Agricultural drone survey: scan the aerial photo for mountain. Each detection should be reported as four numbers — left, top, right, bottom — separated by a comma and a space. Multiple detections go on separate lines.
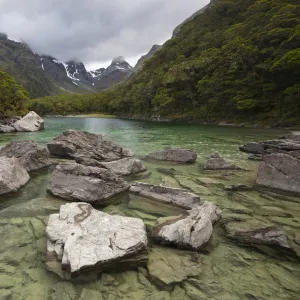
98, 0, 300, 126
133, 45, 162, 73
93, 57, 133, 90
0, 35, 133, 97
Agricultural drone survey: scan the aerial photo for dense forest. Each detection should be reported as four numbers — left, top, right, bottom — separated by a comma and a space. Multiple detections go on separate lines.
31, 0, 300, 125
0, 71, 29, 117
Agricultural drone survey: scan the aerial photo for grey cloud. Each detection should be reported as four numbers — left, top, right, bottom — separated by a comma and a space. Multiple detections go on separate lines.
0, 0, 209, 66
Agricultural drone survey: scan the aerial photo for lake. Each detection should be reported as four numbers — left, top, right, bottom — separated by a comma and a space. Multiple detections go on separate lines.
0, 117, 299, 300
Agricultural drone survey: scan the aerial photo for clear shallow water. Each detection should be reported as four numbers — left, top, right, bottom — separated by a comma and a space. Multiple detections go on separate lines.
0, 117, 299, 300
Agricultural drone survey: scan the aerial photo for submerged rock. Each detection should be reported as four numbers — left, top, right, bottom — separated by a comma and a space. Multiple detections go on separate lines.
223, 220, 296, 257
80, 157, 146, 176
0, 157, 30, 195
148, 247, 202, 285
13, 111, 44, 132
47, 163, 130, 204
152, 201, 221, 251
0, 198, 63, 218
0, 140, 51, 172
129, 182, 201, 209
203, 152, 241, 170
46, 202, 148, 275
256, 153, 300, 195
47, 130, 133, 162
146, 148, 197, 163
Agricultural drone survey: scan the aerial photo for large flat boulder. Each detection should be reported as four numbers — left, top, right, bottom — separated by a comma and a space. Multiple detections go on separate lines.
146, 148, 197, 163
47, 130, 133, 162
0, 141, 51, 172
46, 202, 148, 275
203, 152, 241, 170
13, 111, 44, 132
77, 157, 146, 176
256, 153, 300, 195
47, 163, 130, 204
129, 182, 201, 209
152, 201, 221, 251
0, 157, 30, 195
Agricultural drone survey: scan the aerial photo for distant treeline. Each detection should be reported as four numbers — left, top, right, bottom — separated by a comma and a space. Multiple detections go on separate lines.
31, 0, 300, 125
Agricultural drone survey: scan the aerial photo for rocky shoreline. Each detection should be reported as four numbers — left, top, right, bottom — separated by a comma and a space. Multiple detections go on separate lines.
0, 111, 44, 133
0, 127, 299, 299
116, 113, 298, 129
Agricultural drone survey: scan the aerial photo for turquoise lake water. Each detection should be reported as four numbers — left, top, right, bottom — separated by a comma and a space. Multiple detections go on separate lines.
0, 117, 299, 300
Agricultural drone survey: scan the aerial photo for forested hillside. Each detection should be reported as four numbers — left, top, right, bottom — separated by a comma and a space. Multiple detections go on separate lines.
0, 34, 59, 97
31, 0, 300, 125
0, 71, 29, 117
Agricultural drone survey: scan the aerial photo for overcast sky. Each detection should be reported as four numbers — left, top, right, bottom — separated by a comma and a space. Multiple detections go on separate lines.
0, 0, 209, 69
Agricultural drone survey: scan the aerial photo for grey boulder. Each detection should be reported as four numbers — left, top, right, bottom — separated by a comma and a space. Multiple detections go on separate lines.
240, 138, 300, 155
0, 125, 16, 133
46, 202, 148, 275
13, 111, 44, 132
239, 142, 264, 154
146, 148, 197, 163
0, 140, 51, 171
47, 130, 133, 162
129, 182, 201, 209
152, 201, 221, 251
77, 157, 146, 176
0, 157, 30, 195
99, 158, 146, 176
256, 153, 300, 195
203, 152, 241, 170
47, 163, 130, 204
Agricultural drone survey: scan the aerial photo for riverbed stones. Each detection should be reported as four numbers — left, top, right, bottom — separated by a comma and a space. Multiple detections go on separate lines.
256, 153, 300, 195
129, 182, 202, 209
146, 148, 197, 163
203, 152, 241, 170
13, 111, 44, 132
46, 202, 148, 275
47, 163, 130, 204
47, 130, 133, 162
0, 198, 64, 218
0, 157, 30, 195
152, 201, 221, 251
148, 247, 202, 285
0, 140, 51, 172
223, 220, 294, 255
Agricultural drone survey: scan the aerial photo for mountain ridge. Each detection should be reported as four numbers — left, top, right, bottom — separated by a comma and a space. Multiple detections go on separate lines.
0, 34, 133, 97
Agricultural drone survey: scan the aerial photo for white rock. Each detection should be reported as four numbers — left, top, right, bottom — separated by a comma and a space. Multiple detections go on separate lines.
46, 202, 148, 275
13, 111, 44, 132
153, 201, 221, 251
